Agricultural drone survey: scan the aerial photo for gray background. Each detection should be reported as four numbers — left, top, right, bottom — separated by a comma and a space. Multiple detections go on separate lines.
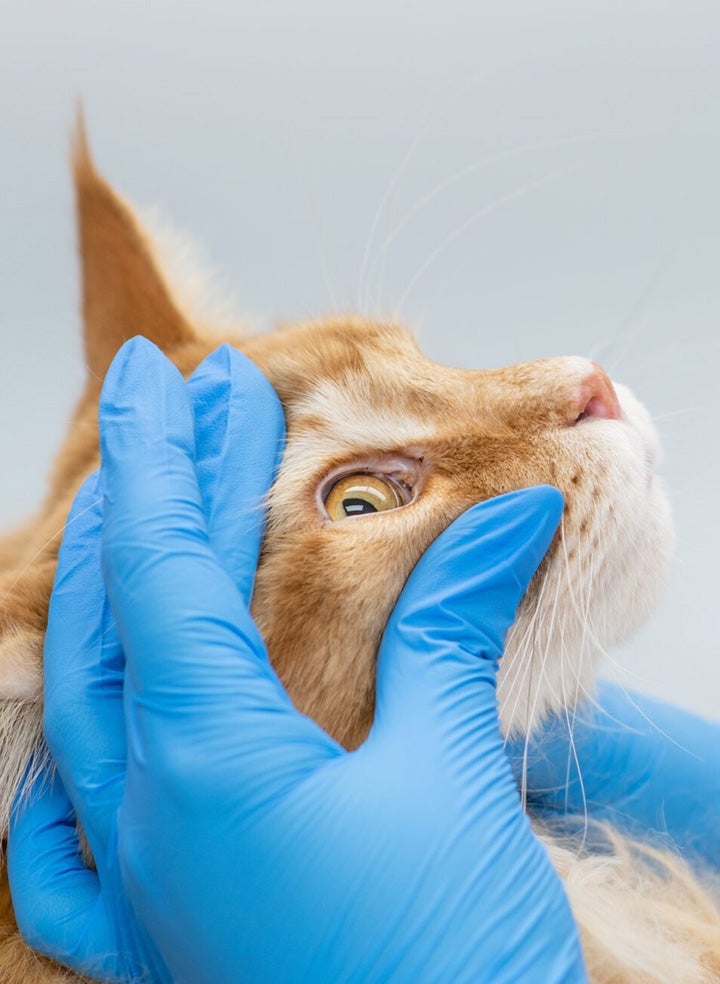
1, 0, 718, 716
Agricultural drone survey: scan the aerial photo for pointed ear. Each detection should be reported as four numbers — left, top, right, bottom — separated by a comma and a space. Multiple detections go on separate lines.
72, 114, 197, 379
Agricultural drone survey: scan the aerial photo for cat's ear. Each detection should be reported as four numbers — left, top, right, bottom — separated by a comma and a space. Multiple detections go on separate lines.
72, 113, 197, 379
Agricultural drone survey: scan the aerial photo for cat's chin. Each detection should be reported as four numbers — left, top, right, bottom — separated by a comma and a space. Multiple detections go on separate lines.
596, 385, 676, 650
496, 617, 607, 739
609, 472, 674, 640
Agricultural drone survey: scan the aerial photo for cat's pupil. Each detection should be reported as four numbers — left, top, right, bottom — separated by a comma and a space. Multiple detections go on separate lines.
342, 497, 378, 516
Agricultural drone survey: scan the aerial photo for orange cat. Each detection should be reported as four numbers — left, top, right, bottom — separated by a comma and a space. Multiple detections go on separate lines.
0, 121, 718, 983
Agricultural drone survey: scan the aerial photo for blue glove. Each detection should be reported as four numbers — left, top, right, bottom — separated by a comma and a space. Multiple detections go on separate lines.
507, 681, 720, 868
11, 340, 286, 983
9, 338, 587, 984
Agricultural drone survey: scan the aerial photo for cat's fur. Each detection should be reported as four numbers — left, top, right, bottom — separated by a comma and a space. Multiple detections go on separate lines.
0, 123, 719, 982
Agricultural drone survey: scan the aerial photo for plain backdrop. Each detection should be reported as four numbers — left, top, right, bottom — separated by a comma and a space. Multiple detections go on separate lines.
1, 0, 718, 716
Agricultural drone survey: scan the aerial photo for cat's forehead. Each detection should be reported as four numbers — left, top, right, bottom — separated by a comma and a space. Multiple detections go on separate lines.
260, 317, 471, 445
261, 317, 470, 404
270, 316, 427, 382
248, 316, 586, 461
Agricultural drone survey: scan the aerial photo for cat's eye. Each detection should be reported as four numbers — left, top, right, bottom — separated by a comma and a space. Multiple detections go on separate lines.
324, 474, 404, 521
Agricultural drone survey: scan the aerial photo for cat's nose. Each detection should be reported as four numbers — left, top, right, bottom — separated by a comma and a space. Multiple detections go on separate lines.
570, 360, 622, 424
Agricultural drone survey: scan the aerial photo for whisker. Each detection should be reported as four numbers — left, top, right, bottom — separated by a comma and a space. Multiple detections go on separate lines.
517, 564, 564, 811
83, 361, 103, 384
372, 133, 606, 312
559, 516, 589, 847
651, 407, 699, 423
502, 571, 550, 742
557, 511, 697, 757
0, 497, 103, 612
357, 134, 422, 314
291, 126, 339, 313
392, 167, 573, 318
599, 247, 679, 378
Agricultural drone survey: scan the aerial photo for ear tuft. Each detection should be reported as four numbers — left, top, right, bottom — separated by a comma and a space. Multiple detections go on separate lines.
71, 101, 93, 176
71, 112, 197, 379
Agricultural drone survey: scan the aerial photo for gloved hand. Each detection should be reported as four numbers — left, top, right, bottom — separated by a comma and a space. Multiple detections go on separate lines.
506, 680, 720, 868
11, 339, 286, 983
9, 337, 587, 984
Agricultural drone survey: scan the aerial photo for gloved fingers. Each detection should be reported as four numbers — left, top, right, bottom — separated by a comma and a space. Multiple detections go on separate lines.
189, 344, 285, 608
100, 339, 339, 793
369, 488, 563, 763
508, 681, 720, 868
8, 766, 117, 976
42, 470, 126, 864
504, 685, 615, 820
100, 335, 253, 691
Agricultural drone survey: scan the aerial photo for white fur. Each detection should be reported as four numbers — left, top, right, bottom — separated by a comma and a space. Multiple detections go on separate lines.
499, 382, 674, 737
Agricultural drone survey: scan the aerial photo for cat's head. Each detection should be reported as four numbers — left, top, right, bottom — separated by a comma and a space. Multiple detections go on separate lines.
38, 127, 674, 749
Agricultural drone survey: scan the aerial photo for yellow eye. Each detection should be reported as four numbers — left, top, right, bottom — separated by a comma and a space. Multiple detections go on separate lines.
324, 474, 403, 521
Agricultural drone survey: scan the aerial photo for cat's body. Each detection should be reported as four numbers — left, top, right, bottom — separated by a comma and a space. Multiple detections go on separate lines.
0, 126, 718, 982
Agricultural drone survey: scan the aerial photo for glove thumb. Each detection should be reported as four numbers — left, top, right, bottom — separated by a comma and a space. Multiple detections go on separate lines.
370, 487, 563, 756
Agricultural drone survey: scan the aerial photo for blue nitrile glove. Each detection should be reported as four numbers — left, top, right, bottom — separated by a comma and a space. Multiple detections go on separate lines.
11, 340, 286, 983
507, 680, 720, 868
9, 337, 587, 984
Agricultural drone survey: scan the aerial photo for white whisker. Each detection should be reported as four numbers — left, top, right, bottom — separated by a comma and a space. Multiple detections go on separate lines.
357, 134, 422, 314
392, 168, 572, 318
372, 133, 605, 312
0, 497, 102, 612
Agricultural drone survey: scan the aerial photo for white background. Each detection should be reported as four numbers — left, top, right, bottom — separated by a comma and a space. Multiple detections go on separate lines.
1, 0, 718, 716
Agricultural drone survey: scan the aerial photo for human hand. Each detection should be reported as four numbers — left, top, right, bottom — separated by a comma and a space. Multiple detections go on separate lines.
9, 338, 586, 983
507, 680, 720, 868
10, 339, 286, 982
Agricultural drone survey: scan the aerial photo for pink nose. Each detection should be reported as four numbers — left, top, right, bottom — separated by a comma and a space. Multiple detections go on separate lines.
573, 362, 622, 423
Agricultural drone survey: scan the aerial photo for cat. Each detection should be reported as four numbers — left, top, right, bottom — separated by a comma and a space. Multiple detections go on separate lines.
0, 119, 718, 983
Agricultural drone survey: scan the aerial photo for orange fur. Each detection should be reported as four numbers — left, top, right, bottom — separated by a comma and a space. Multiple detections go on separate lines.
0, 126, 717, 982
